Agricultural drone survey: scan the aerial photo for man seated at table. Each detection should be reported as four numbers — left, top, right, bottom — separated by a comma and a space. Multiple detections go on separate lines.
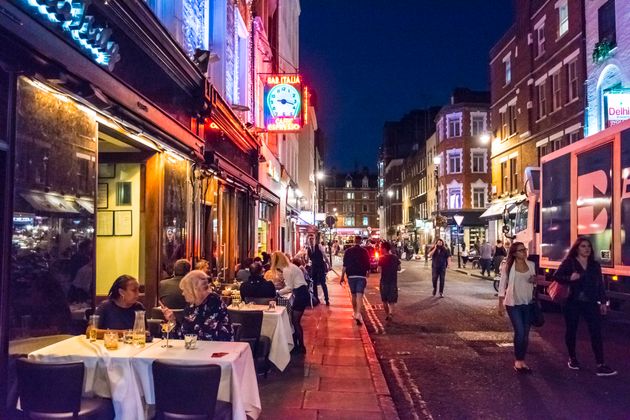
96, 274, 145, 330
162, 270, 234, 341
159, 259, 190, 310
240, 262, 276, 303
235, 258, 254, 283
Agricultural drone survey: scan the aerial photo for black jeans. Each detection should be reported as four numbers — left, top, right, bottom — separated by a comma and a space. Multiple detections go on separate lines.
506, 304, 532, 361
564, 300, 604, 364
480, 258, 492, 276
312, 269, 329, 302
431, 266, 446, 294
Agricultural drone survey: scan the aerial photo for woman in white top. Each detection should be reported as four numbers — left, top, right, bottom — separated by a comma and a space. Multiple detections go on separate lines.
269, 251, 309, 354
498, 242, 537, 373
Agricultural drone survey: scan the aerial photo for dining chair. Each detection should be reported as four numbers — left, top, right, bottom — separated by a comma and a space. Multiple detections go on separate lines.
152, 361, 231, 420
16, 358, 114, 419
227, 310, 271, 377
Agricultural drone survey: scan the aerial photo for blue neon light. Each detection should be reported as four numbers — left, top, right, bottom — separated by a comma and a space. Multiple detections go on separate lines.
22, 0, 120, 71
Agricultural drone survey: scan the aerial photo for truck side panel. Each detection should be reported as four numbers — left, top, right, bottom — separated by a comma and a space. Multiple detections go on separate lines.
541, 154, 571, 262
621, 129, 630, 266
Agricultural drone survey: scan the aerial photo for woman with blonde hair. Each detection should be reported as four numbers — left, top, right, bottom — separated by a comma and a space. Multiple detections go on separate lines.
162, 270, 233, 342
268, 251, 309, 354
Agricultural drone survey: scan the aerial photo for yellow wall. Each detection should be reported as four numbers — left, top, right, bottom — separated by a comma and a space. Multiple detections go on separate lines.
96, 163, 142, 295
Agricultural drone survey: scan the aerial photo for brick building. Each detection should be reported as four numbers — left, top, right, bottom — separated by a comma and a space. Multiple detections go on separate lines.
486, 0, 586, 243
434, 89, 492, 250
324, 170, 379, 241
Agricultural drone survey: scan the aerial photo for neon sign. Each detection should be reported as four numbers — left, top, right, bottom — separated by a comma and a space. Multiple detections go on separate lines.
22, 0, 121, 71
604, 90, 630, 128
263, 74, 303, 132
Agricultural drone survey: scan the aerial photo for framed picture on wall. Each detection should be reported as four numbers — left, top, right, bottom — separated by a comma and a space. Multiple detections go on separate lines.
98, 163, 116, 179
96, 211, 114, 236
114, 210, 133, 236
116, 182, 132, 206
97, 183, 108, 209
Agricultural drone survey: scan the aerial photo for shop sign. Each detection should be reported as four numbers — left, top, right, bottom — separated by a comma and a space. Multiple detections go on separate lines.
21, 0, 121, 71
604, 90, 630, 128
263, 74, 305, 132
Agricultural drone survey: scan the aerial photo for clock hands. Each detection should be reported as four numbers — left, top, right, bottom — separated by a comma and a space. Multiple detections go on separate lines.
278, 99, 295, 105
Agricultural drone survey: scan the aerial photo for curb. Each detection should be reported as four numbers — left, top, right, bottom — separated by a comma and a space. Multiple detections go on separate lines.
453, 268, 496, 282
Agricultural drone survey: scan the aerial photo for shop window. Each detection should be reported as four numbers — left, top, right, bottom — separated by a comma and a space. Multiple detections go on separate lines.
362, 216, 369, 226
344, 217, 354, 226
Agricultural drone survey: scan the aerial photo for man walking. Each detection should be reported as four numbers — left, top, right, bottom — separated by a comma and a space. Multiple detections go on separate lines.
428, 239, 451, 297
479, 241, 493, 277
378, 242, 400, 321
492, 240, 507, 276
340, 235, 370, 325
306, 234, 331, 305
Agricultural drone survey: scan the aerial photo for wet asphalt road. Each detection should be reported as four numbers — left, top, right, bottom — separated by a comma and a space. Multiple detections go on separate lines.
360, 260, 630, 420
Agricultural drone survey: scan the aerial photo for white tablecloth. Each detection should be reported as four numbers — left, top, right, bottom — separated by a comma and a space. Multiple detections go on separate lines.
229, 304, 294, 370
28, 336, 261, 420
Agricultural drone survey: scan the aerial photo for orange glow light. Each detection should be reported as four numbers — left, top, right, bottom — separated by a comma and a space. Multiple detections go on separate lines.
303, 86, 309, 126
267, 117, 301, 131
612, 275, 619, 281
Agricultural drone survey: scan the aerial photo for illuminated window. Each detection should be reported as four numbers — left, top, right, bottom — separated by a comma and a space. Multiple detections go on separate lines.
446, 113, 462, 138
446, 149, 462, 174
447, 184, 462, 209
346, 192, 354, 199
345, 179, 352, 188
344, 217, 355, 226
362, 216, 369, 226
557, 1, 569, 37
537, 82, 547, 119
503, 53, 512, 85
471, 112, 486, 136
567, 60, 578, 101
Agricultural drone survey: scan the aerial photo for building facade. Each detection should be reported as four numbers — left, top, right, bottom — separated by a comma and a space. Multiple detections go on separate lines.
585, 0, 630, 135
487, 0, 586, 243
434, 89, 492, 251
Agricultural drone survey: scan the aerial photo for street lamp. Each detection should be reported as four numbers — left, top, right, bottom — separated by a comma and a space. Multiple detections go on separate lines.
433, 155, 441, 241
454, 214, 464, 268
387, 189, 394, 239
479, 133, 491, 145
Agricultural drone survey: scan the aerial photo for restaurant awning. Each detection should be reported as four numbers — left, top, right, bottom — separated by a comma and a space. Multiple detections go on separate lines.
20, 191, 80, 214
480, 195, 526, 219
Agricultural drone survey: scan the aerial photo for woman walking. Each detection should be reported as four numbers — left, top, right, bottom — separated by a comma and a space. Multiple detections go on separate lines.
498, 242, 537, 373
554, 237, 616, 376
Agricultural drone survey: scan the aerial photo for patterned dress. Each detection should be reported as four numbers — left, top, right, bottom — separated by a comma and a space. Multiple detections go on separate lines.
175, 293, 233, 341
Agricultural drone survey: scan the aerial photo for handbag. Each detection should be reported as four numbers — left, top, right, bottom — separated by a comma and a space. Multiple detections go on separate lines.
548, 280, 570, 304
530, 292, 545, 327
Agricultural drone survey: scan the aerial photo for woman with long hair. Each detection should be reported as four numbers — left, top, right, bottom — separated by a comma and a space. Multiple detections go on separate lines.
553, 237, 616, 376
268, 251, 309, 354
497, 242, 537, 373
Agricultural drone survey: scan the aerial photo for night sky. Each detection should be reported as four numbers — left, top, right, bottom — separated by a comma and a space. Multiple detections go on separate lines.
299, 0, 515, 172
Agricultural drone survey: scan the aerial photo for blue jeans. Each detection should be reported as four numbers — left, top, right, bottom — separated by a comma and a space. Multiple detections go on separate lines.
506, 304, 532, 361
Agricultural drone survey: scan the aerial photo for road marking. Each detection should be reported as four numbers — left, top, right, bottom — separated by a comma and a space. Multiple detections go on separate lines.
388, 358, 433, 420
363, 295, 384, 334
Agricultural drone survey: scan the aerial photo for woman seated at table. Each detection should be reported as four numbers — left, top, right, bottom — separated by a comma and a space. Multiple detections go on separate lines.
240, 262, 276, 302
163, 270, 234, 341
269, 251, 309, 354
95, 274, 144, 330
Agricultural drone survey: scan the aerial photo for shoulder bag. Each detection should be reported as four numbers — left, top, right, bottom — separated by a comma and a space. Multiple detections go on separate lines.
548, 260, 574, 304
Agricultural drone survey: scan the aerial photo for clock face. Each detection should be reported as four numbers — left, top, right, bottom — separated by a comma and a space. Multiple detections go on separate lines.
267, 84, 301, 118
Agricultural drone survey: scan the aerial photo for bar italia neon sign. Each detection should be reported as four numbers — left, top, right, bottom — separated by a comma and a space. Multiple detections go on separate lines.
22, 0, 121, 71
263, 74, 306, 132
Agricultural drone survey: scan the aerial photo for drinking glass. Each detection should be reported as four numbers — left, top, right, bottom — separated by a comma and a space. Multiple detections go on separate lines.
184, 334, 197, 350
161, 320, 176, 348
268, 300, 276, 311
104, 331, 119, 350
124, 329, 134, 344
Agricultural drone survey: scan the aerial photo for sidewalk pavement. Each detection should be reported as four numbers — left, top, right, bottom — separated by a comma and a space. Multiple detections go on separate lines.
258, 269, 399, 420
405, 257, 496, 281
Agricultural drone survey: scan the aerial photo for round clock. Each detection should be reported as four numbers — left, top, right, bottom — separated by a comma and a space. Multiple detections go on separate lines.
267, 84, 301, 118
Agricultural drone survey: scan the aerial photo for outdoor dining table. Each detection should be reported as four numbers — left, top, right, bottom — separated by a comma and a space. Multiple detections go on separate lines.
28, 335, 261, 420
228, 303, 294, 371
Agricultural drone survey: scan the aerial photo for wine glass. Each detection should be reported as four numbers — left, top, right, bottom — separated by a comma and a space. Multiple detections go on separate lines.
161, 320, 175, 348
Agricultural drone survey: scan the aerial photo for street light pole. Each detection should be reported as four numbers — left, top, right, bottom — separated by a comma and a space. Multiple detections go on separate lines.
454, 214, 464, 269
433, 155, 441, 242
387, 189, 394, 240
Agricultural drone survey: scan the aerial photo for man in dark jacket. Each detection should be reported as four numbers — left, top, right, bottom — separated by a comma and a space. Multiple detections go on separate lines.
306, 234, 331, 305
240, 262, 276, 302
159, 259, 190, 309
340, 235, 370, 325
428, 239, 451, 298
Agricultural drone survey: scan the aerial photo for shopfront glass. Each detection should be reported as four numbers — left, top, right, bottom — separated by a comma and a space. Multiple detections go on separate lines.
161, 158, 189, 277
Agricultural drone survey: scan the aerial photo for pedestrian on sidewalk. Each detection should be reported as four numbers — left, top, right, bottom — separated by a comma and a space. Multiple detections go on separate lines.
428, 239, 451, 298
479, 241, 493, 277
493, 240, 507, 277
340, 235, 370, 325
306, 234, 331, 306
497, 242, 537, 374
553, 237, 617, 376
378, 242, 400, 321
270, 251, 309, 354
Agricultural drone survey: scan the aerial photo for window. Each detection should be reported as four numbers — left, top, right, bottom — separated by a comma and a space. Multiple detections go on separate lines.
537, 82, 547, 119
568, 130, 581, 143
346, 192, 354, 199
508, 104, 517, 135
446, 113, 462, 138
557, 1, 569, 37
509, 157, 518, 192
472, 187, 486, 208
362, 204, 368, 212
345, 179, 352, 188
471, 113, 486, 136
536, 22, 546, 57
598, 0, 616, 45
551, 72, 561, 111
567, 60, 578, 101
503, 54, 512, 85
447, 149, 462, 174
362, 192, 369, 199
501, 160, 509, 193
344, 203, 354, 213
500, 111, 507, 139
362, 216, 369, 226
447, 185, 462, 209
344, 217, 354, 226
362, 176, 369, 188
471, 150, 487, 173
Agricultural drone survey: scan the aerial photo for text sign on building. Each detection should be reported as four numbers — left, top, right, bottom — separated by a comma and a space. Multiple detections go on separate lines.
21, 0, 121, 71
604, 91, 630, 128
263, 74, 304, 132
